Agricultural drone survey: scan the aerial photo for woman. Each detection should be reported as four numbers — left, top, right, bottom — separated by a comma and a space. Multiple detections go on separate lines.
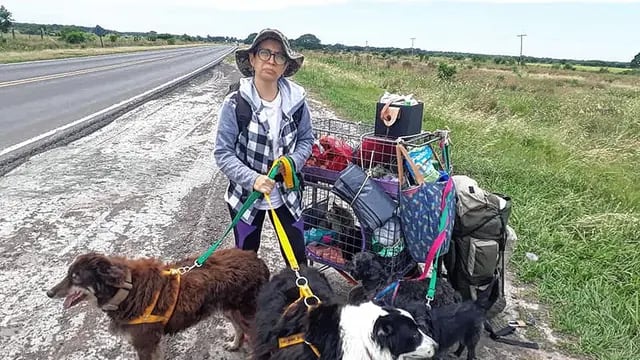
214, 28, 314, 266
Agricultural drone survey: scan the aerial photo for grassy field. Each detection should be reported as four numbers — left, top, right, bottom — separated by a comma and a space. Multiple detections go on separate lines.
527, 62, 630, 74
293, 52, 640, 360
0, 33, 211, 63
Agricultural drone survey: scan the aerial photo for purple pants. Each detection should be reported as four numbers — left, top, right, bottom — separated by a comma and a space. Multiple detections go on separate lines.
228, 204, 306, 267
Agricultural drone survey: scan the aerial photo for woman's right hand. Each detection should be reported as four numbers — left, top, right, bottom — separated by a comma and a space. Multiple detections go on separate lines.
253, 175, 275, 194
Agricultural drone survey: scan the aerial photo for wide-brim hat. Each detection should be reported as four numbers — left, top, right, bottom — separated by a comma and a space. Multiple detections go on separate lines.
235, 28, 304, 78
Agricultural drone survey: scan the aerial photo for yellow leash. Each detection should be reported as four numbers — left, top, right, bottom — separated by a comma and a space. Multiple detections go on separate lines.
264, 157, 320, 308
265, 157, 322, 357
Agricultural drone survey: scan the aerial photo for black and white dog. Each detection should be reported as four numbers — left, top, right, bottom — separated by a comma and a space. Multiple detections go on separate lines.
252, 265, 437, 360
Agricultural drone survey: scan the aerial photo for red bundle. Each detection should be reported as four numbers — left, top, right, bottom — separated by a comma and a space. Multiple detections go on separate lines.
305, 135, 353, 171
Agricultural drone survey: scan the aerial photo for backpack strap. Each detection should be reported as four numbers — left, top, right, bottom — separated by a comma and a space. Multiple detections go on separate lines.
484, 321, 540, 349
234, 90, 252, 140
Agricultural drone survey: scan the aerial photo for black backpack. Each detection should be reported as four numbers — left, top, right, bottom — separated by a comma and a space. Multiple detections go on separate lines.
444, 175, 512, 317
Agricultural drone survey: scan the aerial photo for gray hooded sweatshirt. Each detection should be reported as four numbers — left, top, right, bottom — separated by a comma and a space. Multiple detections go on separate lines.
214, 77, 314, 223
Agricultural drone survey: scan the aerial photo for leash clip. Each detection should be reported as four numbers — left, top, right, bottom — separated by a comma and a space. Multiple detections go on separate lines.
177, 260, 200, 275
425, 295, 434, 310
296, 274, 320, 308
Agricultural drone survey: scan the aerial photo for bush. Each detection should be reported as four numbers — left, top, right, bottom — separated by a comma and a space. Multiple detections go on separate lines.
167, 38, 176, 45
437, 62, 457, 81
109, 34, 118, 43
63, 31, 87, 44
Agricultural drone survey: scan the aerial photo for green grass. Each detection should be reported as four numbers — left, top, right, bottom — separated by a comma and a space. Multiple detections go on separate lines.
294, 52, 640, 360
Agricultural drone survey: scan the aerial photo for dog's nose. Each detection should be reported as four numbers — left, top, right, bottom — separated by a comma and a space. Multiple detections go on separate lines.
46, 289, 55, 298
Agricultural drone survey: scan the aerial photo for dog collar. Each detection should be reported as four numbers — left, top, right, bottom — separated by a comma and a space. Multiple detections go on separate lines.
101, 269, 132, 311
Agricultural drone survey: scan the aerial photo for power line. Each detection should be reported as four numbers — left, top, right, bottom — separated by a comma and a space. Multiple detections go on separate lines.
517, 34, 527, 65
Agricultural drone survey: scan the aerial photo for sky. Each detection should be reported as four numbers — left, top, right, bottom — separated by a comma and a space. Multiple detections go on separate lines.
3, 0, 639, 62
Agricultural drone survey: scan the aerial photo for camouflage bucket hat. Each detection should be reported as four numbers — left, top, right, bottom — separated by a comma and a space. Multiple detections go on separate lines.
235, 28, 304, 78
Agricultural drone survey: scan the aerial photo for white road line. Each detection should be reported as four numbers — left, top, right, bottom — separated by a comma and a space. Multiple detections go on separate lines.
0, 55, 174, 88
0, 45, 210, 67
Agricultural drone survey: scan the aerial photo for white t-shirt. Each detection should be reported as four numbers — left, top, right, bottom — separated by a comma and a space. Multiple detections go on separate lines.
255, 92, 284, 210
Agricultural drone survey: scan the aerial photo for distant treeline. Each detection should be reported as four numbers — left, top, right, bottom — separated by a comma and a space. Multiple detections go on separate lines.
12, 22, 632, 68
321, 43, 631, 69
12, 22, 239, 43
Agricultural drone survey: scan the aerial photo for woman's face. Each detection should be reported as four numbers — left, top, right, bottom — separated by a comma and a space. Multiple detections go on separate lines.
249, 39, 289, 83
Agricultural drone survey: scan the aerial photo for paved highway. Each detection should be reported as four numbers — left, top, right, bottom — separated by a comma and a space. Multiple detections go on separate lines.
0, 45, 233, 152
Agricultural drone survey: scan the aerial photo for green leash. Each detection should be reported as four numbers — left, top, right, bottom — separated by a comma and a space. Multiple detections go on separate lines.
192, 156, 297, 268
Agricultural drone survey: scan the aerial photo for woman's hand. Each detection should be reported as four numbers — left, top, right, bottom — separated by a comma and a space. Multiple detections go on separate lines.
253, 175, 275, 194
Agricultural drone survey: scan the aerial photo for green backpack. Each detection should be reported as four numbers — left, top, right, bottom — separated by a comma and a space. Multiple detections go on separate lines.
444, 175, 512, 317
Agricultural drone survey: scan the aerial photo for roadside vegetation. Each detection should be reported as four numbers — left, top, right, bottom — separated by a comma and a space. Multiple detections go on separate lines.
294, 51, 640, 360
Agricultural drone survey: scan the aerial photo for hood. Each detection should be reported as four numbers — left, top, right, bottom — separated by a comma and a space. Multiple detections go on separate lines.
238, 77, 306, 117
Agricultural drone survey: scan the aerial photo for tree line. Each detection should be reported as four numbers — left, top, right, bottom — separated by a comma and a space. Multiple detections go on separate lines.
1, 4, 638, 69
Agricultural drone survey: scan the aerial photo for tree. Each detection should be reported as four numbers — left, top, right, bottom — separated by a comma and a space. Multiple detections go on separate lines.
244, 32, 257, 44
63, 31, 87, 44
292, 33, 322, 50
0, 5, 13, 34
631, 52, 640, 68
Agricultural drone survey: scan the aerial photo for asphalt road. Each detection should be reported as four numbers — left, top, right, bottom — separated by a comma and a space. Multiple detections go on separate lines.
0, 45, 233, 152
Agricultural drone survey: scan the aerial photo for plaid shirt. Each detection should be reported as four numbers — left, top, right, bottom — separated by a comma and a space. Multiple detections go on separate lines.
214, 77, 314, 224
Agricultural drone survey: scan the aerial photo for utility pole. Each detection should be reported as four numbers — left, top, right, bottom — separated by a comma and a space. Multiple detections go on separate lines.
410, 37, 416, 56
517, 34, 527, 65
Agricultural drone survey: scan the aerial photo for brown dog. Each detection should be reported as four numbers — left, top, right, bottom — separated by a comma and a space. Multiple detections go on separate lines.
47, 248, 270, 360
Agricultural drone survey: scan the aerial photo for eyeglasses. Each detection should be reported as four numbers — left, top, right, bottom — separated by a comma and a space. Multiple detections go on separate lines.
256, 48, 288, 65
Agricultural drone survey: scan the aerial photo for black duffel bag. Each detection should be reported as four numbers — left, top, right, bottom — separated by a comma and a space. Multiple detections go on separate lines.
332, 163, 396, 231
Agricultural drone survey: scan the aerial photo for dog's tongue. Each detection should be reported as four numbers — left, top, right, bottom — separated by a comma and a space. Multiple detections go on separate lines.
63, 291, 86, 309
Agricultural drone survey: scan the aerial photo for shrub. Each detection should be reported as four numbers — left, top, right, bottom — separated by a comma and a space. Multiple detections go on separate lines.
437, 62, 457, 81
63, 31, 87, 44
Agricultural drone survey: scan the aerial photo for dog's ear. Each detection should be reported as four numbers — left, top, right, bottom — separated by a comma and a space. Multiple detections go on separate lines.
93, 255, 125, 287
